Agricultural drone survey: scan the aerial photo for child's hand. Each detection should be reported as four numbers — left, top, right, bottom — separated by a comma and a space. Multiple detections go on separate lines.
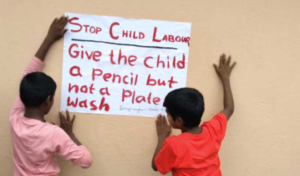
213, 54, 236, 81
46, 16, 68, 43
156, 114, 171, 139
59, 110, 75, 135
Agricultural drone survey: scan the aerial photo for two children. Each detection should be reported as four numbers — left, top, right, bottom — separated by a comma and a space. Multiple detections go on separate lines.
10, 16, 92, 176
152, 54, 236, 175
10, 15, 236, 176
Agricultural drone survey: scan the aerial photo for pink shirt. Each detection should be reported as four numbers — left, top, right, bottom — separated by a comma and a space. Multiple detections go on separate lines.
9, 57, 92, 176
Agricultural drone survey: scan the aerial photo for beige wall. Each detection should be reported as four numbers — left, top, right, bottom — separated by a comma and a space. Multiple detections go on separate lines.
1, 0, 300, 175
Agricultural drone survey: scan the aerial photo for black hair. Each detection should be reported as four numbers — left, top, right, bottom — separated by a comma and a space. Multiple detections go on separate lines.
20, 72, 57, 108
163, 88, 204, 128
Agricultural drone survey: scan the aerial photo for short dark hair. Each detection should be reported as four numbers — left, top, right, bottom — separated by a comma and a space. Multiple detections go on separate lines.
163, 88, 205, 128
20, 72, 57, 108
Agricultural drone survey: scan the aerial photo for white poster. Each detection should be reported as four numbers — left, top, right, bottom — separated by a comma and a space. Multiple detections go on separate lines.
61, 12, 191, 117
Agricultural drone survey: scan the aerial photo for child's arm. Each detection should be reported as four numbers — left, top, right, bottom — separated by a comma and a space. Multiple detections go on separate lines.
151, 114, 171, 171
10, 16, 68, 116
59, 110, 82, 145
213, 54, 236, 120
35, 16, 68, 61
53, 110, 92, 168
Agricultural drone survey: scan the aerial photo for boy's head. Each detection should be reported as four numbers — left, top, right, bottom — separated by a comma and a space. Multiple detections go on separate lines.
20, 72, 56, 114
163, 88, 204, 129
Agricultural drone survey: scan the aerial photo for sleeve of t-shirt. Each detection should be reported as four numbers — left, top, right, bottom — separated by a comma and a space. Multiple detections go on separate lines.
202, 113, 228, 141
10, 57, 44, 120
52, 126, 93, 168
154, 138, 177, 174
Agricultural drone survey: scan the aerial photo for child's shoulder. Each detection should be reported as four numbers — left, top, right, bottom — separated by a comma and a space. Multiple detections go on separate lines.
163, 134, 192, 153
165, 134, 186, 145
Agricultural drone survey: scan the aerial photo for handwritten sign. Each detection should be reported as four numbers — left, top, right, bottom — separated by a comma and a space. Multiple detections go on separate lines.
61, 13, 191, 117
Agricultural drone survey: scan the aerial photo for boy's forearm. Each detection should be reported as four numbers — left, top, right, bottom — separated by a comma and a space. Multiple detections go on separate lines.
35, 37, 55, 61
35, 16, 68, 61
221, 78, 234, 119
152, 137, 166, 171
68, 132, 82, 146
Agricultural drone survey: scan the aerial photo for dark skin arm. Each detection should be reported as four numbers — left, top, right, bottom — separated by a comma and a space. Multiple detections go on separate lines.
152, 114, 171, 171
35, 16, 68, 61
35, 16, 82, 146
214, 54, 236, 120
59, 110, 82, 146
23, 16, 68, 122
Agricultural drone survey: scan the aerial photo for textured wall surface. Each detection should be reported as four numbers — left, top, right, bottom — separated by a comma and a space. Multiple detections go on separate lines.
1, 0, 300, 175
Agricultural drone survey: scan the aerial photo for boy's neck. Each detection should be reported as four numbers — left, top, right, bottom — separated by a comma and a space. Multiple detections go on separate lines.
24, 108, 45, 122
181, 126, 203, 134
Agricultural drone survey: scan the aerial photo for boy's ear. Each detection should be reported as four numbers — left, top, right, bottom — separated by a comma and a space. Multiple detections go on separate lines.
43, 96, 52, 106
176, 117, 184, 126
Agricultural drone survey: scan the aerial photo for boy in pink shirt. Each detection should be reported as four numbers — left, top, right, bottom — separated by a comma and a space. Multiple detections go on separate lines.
10, 16, 92, 176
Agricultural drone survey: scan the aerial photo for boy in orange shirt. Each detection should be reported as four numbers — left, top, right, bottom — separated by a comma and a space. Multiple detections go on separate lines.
152, 54, 236, 176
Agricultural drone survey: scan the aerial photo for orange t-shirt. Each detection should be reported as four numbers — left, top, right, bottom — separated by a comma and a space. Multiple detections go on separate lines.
155, 113, 227, 176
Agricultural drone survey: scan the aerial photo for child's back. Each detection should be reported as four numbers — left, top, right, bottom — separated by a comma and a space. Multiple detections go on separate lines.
155, 113, 226, 176
10, 99, 91, 175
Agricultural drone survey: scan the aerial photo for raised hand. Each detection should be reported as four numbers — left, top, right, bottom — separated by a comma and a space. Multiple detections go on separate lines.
46, 15, 68, 43
213, 54, 236, 120
35, 15, 68, 61
213, 54, 236, 81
